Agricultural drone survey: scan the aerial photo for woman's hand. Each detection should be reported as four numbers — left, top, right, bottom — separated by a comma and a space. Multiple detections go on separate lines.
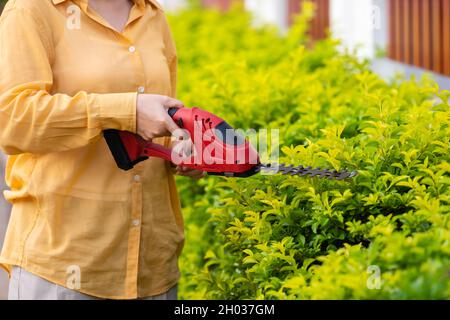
173, 166, 205, 180
136, 94, 184, 140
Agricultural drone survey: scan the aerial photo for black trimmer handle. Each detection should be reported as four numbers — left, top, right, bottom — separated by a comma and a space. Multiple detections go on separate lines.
104, 130, 137, 170
104, 108, 181, 171
168, 107, 179, 118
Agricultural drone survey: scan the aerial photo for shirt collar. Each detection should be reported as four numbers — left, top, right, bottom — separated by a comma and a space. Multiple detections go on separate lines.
51, 0, 163, 11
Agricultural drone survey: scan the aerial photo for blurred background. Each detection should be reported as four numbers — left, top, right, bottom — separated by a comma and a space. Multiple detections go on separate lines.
0, 0, 449, 300
161, 0, 450, 86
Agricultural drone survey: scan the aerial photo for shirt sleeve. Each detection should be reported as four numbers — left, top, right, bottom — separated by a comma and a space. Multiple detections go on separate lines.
161, 14, 178, 150
0, 7, 137, 155
162, 15, 178, 99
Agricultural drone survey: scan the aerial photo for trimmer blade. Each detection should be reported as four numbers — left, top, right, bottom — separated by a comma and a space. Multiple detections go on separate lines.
260, 163, 358, 180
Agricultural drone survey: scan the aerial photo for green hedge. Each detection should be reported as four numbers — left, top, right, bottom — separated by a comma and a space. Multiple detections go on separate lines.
170, 4, 450, 300
2, 0, 447, 300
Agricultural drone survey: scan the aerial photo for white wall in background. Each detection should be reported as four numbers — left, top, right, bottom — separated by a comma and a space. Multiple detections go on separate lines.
244, 0, 288, 32
372, 0, 388, 53
159, 0, 289, 31
330, 0, 376, 59
157, 0, 187, 11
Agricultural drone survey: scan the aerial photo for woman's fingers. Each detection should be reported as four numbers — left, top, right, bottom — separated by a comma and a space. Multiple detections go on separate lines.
164, 113, 181, 135
163, 97, 184, 108
175, 166, 206, 179
162, 97, 184, 135
177, 169, 204, 178
136, 94, 185, 140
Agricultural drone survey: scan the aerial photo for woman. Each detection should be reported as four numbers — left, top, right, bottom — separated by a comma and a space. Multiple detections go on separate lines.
0, 0, 202, 300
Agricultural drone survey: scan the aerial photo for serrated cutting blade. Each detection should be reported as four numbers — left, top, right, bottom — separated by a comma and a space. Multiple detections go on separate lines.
260, 163, 358, 180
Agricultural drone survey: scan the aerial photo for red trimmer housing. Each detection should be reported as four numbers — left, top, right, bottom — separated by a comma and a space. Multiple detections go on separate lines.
104, 107, 261, 177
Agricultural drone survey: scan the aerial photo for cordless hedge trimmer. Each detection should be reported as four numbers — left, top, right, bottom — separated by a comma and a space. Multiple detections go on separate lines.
104, 107, 357, 180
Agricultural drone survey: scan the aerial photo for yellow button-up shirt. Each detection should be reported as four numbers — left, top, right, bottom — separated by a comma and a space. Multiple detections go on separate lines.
0, 0, 184, 299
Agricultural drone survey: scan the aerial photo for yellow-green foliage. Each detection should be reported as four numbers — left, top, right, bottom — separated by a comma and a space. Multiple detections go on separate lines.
170, 3, 450, 299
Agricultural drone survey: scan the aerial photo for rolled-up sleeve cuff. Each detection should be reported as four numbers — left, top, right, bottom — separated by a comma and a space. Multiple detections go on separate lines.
90, 92, 137, 133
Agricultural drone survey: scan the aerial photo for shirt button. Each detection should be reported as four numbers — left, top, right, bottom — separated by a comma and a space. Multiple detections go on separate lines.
132, 219, 140, 227
138, 86, 145, 93
133, 174, 141, 182
128, 46, 136, 53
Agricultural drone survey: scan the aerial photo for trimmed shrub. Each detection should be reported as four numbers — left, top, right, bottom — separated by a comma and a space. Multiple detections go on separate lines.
170, 4, 450, 300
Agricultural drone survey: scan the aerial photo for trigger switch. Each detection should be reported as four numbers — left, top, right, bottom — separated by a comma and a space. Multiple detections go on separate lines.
177, 118, 184, 128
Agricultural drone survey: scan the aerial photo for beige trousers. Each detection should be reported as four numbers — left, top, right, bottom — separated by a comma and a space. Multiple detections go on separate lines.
8, 267, 178, 300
